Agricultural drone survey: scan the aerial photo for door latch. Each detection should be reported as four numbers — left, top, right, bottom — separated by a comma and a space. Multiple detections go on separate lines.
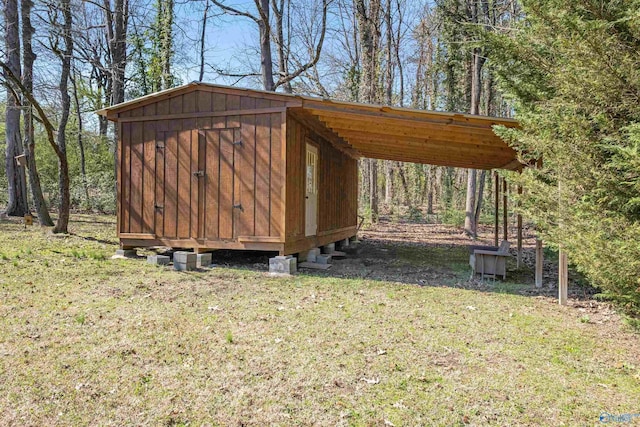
192, 170, 205, 178
233, 204, 243, 211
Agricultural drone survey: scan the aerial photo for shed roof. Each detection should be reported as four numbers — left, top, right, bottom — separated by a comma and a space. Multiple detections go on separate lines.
97, 82, 521, 170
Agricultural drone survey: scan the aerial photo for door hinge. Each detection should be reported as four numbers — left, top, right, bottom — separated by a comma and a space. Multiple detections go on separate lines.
233, 204, 243, 211
156, 142, 165, 150
192, 170, 205, 178
155, 204, 164, 210
233, 140, 243, 146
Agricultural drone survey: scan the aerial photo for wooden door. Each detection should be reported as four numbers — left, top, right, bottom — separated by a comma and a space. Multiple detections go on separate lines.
200, 128, 242, 241
305, 143, 318, 236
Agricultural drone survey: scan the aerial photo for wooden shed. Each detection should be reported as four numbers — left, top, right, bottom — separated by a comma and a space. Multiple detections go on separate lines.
98, 82, 519, 256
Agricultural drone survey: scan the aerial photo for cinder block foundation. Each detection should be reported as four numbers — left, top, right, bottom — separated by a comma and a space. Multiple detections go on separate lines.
173, 251, 197, 271
197, 253, 212, 268
300, 248, 321, 263
316, 254, 332, 265
147, 255, 170, 265
322, 243, 336, 254
338, 238, 350, 249
269, 255, 297, 274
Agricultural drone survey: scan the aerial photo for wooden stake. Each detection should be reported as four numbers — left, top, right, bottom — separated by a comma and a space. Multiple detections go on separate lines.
517, 185, 523, 268
559, 249, 568, 305
502, 177, 508, 242
494, 171, 499, 247
535, 239, 543, 288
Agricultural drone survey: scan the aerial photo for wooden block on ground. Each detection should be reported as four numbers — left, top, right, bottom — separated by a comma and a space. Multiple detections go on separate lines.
299, 262, 332, 270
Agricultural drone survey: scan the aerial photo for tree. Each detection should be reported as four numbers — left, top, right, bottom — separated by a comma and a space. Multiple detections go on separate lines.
3, 0, 29, 217
21, 0, 54, 226
210, 0, 329, 92
489, 0, 640, 323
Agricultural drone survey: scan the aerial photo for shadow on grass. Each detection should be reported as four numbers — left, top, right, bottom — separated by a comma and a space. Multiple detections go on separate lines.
201, 237, 595, 299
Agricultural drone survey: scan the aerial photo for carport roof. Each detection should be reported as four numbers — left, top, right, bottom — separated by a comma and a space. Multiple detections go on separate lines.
97, 82, 521, 170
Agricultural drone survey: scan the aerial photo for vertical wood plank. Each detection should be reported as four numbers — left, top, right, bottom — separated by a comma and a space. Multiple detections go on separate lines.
238, 114, 256, 236
177, 128, 192, 239
204, 130, 220, 239
156, 99, 170, 132
164, 130, 178, 238
197, 91, 212, 129
226, 94, 241, 128
212, 93, 226, 128
280, 111, 287, 239
517, 185, 523, 268
198, 130, 206, 239
154, 131, 165, 237
121, 122, 131, 233
170, 95, 183, 115
116, 123, 122, 235
255, 113, 271, 236
190, 129, 200, 239
270, 113, 282, 237
233, 128, 242, 238
219, 129, 234, 239
142, 122, 156, 234
183, 90, 197, 113
494, 171, 500, 246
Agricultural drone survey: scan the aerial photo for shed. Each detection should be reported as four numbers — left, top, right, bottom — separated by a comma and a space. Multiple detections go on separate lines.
97, 82, 519, 257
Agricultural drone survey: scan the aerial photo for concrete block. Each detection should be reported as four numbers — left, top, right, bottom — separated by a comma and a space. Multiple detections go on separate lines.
300, 248, 321, 262
316, 254, 332, 265
147, 255, 170, 265
115, 249, 137, 258
197, 253, 212, 268
173, 251, 196, 264
322, 243, 336, 254
338, 238, 350, 249
174, 262, 197, 271
269, 255, 297, 274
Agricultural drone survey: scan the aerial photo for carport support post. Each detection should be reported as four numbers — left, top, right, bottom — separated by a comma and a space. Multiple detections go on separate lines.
517, 186, 523, 268
535, 239, 543, 288
502, 177, 508, 242
559, 249, 568, 305
494, 171, 499, 247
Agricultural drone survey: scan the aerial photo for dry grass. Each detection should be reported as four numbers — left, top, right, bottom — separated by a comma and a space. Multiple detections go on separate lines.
0, 214, 639, 426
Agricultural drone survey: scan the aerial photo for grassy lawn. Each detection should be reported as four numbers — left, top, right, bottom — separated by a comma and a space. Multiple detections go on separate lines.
0, 215, 639, 426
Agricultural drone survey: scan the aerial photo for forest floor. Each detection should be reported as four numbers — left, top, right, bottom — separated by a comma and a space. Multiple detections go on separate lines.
0, 214, 639, 426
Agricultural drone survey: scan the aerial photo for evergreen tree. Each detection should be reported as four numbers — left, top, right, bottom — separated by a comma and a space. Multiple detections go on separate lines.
489, 0, 640, 323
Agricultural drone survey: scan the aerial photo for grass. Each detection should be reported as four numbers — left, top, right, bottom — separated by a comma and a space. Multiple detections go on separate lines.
0, 214, 639, 426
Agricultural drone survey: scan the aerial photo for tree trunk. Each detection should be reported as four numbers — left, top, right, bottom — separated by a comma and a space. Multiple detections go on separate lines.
258, 0, 275, 91
198, 0, 209, 81
71, 70, 90, 209
464, 169, 477, 236
21, 0, 53, 225
53, 0, 73, 234
474, 170, 486, 226
3, 0, 29, 217
369, 159, 378, 222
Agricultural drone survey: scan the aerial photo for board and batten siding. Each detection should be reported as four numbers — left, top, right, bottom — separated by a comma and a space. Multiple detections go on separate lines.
284, 115, 358, 253
117, 89, 285, 246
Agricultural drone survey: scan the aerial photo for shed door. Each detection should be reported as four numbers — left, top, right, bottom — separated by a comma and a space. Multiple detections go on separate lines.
305, 144, 318, 237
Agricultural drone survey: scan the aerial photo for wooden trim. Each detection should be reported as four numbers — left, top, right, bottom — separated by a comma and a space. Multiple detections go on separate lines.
117, 107, 285, 123
280, 110, 287, 239
237, 236, 283, 243
120, 233, 155, 239
317, 225, 355, 237
284, 226, 356, 255
120, 237, 284, 252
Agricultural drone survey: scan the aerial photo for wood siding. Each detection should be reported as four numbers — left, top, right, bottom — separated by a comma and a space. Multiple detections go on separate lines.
285, 115, 358, 244
118, 89, 285, 244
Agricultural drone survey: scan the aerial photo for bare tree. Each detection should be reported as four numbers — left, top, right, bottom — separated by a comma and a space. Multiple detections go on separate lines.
21, 0, 53, 225
210, 0, 329, 91
3, 0, 29, 217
